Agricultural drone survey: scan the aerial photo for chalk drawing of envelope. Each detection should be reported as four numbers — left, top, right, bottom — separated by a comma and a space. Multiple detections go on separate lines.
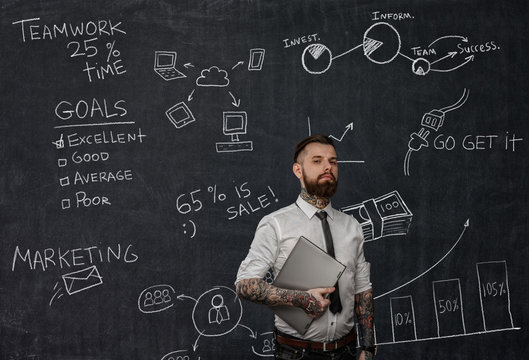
62, 265, 103, 295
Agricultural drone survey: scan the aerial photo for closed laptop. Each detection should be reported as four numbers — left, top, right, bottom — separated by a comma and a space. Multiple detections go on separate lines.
271, 236, 346, 334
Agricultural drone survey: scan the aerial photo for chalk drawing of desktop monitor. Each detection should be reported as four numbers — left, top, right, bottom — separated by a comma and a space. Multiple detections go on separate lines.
154, 51, 186, 81
216, 111, 253, 152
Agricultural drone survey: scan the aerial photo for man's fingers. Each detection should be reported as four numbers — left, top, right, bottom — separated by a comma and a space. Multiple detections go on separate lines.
323, 286, 335, 294
313, 287, 335, 296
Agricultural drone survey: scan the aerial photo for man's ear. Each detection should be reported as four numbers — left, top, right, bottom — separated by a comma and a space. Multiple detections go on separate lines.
292, 162, 302, 180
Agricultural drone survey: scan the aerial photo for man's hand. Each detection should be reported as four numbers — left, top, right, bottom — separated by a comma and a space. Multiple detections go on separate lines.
359, 350, 374, 360
293, 287, 334, 318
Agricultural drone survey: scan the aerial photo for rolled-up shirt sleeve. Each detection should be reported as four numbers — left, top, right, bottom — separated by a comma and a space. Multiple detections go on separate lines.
353, 223, 372, 294
236, 217, 278, 284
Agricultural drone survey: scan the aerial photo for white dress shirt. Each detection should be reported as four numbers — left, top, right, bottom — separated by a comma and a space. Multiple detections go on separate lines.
236, 196, 371, 342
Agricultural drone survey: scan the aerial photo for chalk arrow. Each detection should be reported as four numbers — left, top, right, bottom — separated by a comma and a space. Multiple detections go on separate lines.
431, 55, 474, 73
184, 63, 194, 68
428, 35, 468, 48
188, 89, 196, 102
374, 218, 470, 300
192, 334, 202, 351
232, 61, 244, 70
329, 122, 354, 142
431, 51, 458, 65
177, 294, 198, 303
238, 324, 257, 339
229, 91, 240, 107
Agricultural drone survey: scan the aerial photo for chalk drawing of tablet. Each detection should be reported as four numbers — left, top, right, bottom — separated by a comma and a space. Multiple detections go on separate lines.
165, 102, 196, 129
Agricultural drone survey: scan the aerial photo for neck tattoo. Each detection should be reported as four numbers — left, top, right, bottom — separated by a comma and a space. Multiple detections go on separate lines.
300, 188, 329, 209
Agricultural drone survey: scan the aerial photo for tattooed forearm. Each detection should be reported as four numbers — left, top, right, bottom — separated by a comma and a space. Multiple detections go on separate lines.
292, 292, 327, 317
355, 288, 375, 347
236, 278, 326, 317
236, 278, 300, 306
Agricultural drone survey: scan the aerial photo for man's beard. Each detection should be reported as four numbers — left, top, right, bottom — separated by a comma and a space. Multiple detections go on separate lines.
303, 172, 338, 198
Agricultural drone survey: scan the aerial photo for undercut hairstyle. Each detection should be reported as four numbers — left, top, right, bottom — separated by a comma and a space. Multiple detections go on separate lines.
293, 135, 335, 163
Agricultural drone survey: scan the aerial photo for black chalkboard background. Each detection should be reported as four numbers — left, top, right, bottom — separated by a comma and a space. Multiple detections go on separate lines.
1, 1, 528, 359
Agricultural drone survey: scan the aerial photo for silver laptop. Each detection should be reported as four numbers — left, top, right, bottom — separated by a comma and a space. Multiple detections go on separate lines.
271, 236, 346, 334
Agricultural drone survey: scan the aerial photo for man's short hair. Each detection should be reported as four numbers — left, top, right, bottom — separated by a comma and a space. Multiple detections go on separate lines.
293, 134, 335, 163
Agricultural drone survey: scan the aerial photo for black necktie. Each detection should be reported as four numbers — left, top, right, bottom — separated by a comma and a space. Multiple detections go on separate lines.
315, 211, 342, 313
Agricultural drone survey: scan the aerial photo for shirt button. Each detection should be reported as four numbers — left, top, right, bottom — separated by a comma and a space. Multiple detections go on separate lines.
331, 322, 334, 326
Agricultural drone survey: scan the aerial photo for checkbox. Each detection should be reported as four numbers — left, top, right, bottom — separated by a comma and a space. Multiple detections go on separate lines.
58, 158, 67, 167
59, 176, 70, 186
52, 134, 65, 149
61, 199, 71, 209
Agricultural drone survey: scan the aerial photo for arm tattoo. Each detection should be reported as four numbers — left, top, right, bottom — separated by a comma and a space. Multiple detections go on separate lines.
355, 288, 375, 347
236, 278, 326, 317
292, 292, 326, 317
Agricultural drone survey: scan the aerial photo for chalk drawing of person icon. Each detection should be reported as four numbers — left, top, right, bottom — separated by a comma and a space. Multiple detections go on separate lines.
192, 286, 243, 337
208, 294, 230, 324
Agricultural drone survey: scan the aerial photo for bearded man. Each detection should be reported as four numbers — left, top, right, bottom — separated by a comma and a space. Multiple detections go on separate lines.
235, 135, 376, 359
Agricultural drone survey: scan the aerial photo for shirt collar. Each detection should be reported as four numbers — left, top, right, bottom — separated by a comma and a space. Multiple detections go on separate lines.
296, 195, 335, 221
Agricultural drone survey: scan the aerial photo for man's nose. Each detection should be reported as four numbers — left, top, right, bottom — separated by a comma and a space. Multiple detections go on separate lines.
323, 160, 331, 171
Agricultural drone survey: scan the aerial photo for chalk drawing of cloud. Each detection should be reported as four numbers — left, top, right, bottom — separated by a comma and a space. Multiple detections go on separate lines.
195, 66, 230, 87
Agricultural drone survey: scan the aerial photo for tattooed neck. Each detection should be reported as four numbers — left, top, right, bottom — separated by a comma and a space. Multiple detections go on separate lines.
300, 188, 329, 209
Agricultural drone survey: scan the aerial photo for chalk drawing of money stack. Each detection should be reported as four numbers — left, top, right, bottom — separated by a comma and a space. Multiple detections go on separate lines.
341, 190, 413, 242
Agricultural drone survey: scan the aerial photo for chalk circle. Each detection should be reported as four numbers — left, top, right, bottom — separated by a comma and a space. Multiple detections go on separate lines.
192, 286, 242, 337
251, 331, 276, 357
302, 43, 333, 74
412, 58, 431, 76
161, 350, 190, 360
138, 284, 176, 314
363, 22, 401, 64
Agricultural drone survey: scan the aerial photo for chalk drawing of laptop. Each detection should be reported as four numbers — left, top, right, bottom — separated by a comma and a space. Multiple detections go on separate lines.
154, 51, 186, 81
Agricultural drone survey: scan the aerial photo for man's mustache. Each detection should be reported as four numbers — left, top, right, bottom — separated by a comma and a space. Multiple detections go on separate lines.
318, 172, 336, 181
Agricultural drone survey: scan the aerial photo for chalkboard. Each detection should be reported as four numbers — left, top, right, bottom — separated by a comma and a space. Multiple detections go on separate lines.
1, 0, 528, 359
